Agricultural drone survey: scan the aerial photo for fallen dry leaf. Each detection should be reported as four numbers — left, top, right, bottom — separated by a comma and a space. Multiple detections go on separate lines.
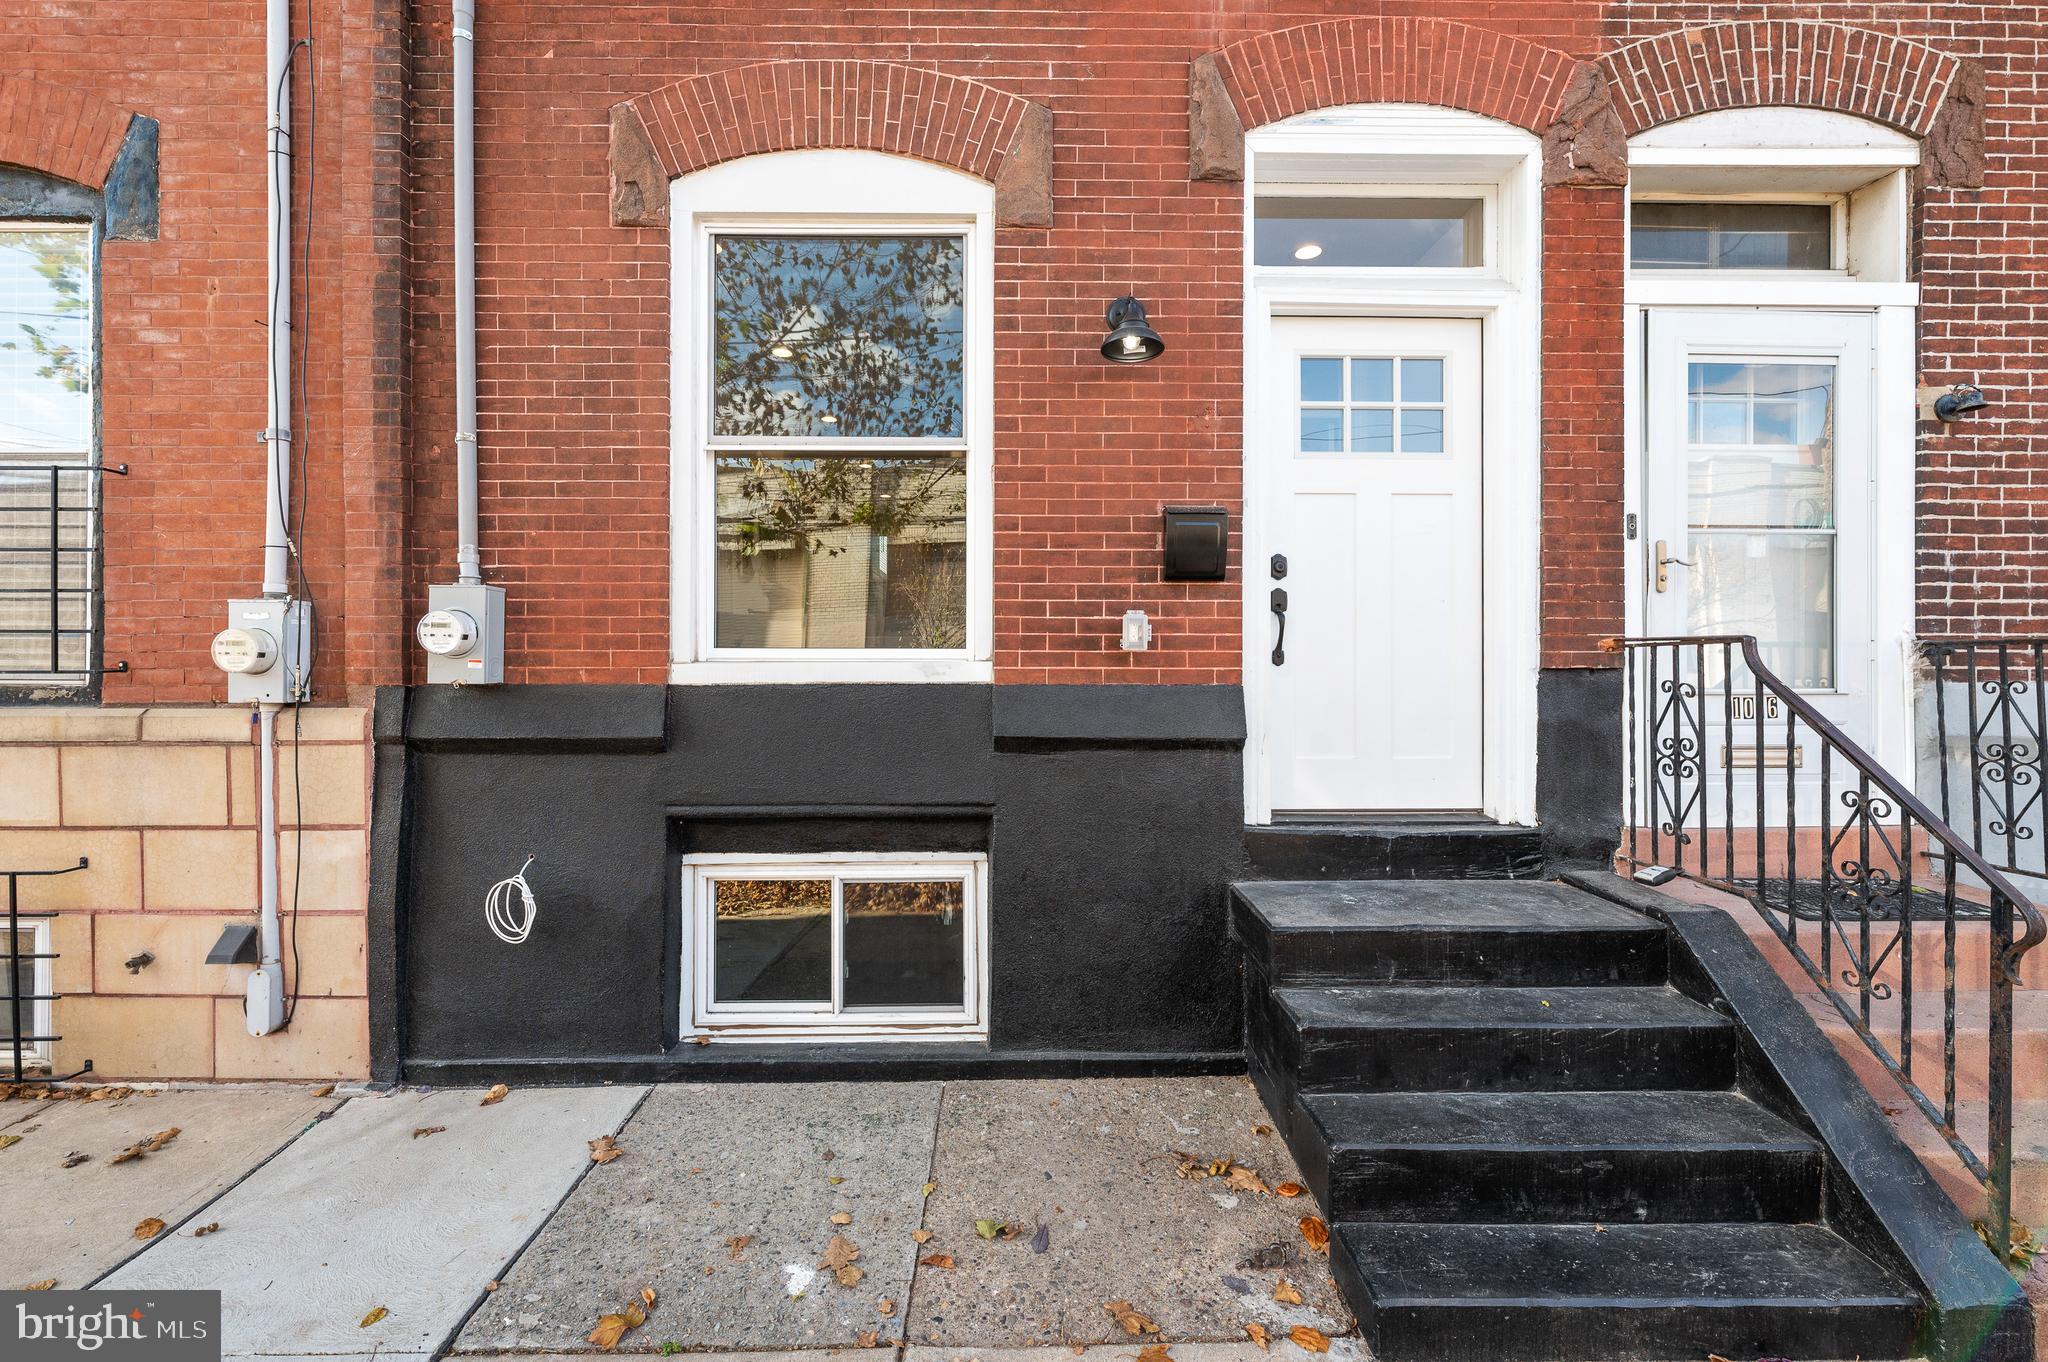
857, 1330, 881, 1349
920, 1180, 936, 1197
724, 1234, 751, 1261
312, 1084, 335, 1098
1288, 1325, 1330, 1354
412, 1126, 446, 1140
1245, 1323, 1271, 1350
360, 1306, 388, 1329
144, 1127, 180, 1150
974, 1218, 1003, 1239
836, 1264, 865, 1288
820, 1234, 861, 1272
1274, 1182, 1304, 1198
133, 1218, 165, 1240
588, 1135, 623, 1164
485, 1281, 500, 1293
878, 1298, 897, 1317
193, 1223, 221, 1238
1224, 1164, 1271, 1195
911, 1228, 934, 1244
61, 1151, 89, 1168
480, 1083, 510, 1106
1298, 1216, 1329, 1254
641, 1287, 656, 1309
918, 1253, 955, 1270
1273, 1280, 1304, 1305
0, 1134, 19, 1151
1137, 1346, 1173, 1362
831, 1211, 853, 1225
1104, 1301, 1159, 1337
586, 1314, 630, 1350
1252, 1124, 1274, 1136
23, 1280, 56, 1291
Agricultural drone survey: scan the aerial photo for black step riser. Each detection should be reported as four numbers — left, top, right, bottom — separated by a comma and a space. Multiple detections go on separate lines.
1313, 1145, 1821, 1224
1244, 828, 1545, 881
1252, 929, 1667, 988
1346, 1294, 1919, 1362
1294, 1023, 1737, 1093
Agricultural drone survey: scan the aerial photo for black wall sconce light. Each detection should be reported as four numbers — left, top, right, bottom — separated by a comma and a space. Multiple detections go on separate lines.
1101, 295, 1165, 363
1933, 383, 1989, 422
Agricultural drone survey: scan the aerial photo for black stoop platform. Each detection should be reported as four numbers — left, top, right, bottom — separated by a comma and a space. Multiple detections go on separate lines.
1243, 821, 1544, 881
1230, 876, 1969, 1362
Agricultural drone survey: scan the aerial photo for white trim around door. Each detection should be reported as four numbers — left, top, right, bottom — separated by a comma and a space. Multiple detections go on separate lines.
1241, 106, 1544, 827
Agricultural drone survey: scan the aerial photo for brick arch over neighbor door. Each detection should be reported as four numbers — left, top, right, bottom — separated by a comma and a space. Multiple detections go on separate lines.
1189, 18, 1637, 669
606, 59, 1054, 229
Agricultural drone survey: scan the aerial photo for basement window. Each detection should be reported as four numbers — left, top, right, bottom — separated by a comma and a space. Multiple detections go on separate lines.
683, 854, 986, 1039
2, 919, 53, 1070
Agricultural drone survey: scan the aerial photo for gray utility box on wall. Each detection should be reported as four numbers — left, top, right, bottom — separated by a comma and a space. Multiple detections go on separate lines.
418, 583, 505, 684
212, 598, 313, 704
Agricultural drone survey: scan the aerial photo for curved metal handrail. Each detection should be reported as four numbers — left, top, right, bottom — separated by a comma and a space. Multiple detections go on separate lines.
1618, 634, 2047, 980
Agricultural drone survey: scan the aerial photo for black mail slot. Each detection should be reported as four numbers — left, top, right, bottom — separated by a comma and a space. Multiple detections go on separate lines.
1161, 506, 1228, 582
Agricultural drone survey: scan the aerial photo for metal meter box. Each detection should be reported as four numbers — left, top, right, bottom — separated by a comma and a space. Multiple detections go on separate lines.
214, 598, 312, 704
421, 582, 504, 684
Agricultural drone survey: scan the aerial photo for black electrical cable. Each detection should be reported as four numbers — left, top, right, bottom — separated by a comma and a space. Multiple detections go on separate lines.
282, 0, 318, 1030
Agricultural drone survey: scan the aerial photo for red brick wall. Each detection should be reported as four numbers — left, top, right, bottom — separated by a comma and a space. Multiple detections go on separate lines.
1603, 4, 2048, 639
12, 1, 2041, 699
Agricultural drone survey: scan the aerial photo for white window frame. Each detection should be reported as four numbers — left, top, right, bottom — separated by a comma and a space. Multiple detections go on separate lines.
1252, 183, 1499, 277
669, 151, 995, 685
681, 852, 988, 1042
0, 219, 100, 689
5, 918, 54, 1068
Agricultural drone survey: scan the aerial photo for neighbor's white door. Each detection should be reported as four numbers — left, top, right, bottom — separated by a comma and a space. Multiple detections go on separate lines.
1641, 309, 1876, 819
1261, 316, 1484, 813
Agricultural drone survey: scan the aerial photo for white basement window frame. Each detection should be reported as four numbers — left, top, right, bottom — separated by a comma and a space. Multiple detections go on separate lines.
3, 918, 54, 1070
669, 151, 995, 685
681, 852, 989, 1041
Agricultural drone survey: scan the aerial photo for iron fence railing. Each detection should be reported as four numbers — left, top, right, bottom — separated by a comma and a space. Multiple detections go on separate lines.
4, 857, 91, 1085
1925, 638, 2048, 890
1615, 634, 2046, 1259
0, 461, 125, 683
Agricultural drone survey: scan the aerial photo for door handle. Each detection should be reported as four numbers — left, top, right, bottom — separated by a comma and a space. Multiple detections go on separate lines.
1654, 539, 1695, 594
1270, 587, 1288, 666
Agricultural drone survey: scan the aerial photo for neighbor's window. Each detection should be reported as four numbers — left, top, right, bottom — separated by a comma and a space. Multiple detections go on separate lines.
1685, 359, 1838, 688
1255, 196, 1483, 269
0, 222, 100, 684
708, 234, 968, 651
687, 855, 985, 1036
1631, 201, 1834, 271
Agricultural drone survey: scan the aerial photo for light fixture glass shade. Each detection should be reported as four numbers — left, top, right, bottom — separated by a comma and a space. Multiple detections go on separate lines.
1101, 296, 1164, 363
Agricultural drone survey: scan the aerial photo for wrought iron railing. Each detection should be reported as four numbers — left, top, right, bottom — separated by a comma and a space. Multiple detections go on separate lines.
1924, 638, 2047, 890
1615, 634, 2046, 1259
0, 461, 126, 683
4, 857, 91, 1085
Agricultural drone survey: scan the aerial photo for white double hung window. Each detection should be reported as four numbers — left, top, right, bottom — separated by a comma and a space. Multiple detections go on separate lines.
672, 152, 993, 683
0, 222, 101, 685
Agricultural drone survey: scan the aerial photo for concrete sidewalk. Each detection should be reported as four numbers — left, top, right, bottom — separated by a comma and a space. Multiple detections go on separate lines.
4, 1076, 1353, 1361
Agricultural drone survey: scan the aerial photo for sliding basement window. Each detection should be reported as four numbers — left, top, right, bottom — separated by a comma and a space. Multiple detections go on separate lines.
683, 854, 987, 1040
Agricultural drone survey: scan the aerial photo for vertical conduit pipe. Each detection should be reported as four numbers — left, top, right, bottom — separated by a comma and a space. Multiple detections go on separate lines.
452, 0, 481, 585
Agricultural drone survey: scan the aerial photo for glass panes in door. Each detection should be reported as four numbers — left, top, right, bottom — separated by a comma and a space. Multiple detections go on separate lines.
1685, 360, 1837, 688
1298, 356, 1447, 454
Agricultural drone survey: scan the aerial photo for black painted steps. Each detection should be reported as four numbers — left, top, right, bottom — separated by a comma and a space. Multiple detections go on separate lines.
1271, 983, 1738, 1093
1334, 1221, 1921, 1362
1233, 879, 1667, 986
1297, 1089, 1822, 1223
1243, 822, 1544, 881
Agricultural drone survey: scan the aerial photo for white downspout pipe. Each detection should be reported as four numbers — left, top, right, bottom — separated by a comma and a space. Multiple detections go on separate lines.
453, 0, 481, 585
249, 0, 295, 1035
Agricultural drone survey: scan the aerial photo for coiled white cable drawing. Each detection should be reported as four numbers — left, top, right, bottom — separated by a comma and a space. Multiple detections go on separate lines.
485, 856, 538, 945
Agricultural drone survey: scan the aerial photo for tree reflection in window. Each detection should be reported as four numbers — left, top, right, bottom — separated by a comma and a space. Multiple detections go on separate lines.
713, 235, 964, 440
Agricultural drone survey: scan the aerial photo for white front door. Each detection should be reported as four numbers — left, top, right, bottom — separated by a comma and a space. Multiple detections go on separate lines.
1641, 309, 1877, 815
1260, 316, 1485, 813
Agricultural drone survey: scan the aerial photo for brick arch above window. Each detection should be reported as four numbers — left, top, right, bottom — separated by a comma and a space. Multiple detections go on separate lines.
609, 60, 1053, 230
0, 74, 138, 191
1189, 19, 1624, 187
1600, 21, 1959, 140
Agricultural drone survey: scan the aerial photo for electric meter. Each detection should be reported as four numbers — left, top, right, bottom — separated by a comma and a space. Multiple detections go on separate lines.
416, 609, 478, 658
211, 627, 278, 675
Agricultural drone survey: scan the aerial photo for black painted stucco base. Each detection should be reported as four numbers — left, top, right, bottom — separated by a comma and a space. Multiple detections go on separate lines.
369, 673, 1624, 1083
